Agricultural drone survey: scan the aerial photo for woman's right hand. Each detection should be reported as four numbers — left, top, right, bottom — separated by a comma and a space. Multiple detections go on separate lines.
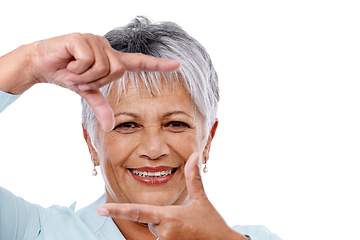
0, 33, 180, 131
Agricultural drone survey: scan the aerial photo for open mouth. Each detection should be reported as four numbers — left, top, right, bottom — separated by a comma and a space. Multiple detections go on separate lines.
129, 167, 178, 185
130, 168, 177, 178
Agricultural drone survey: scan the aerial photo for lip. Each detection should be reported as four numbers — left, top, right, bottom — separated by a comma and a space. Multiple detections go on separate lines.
129, 166, 177, 185
132, 166, 175, 172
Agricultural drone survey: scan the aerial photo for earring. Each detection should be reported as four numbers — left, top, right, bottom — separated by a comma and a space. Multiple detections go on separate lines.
203, 163, 208, 173
203, 156, 208, 173
92, 165, 98, 176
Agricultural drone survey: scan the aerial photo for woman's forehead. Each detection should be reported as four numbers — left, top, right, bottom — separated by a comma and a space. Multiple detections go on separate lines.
108, 80, 203, 126
108, 76, 190, 104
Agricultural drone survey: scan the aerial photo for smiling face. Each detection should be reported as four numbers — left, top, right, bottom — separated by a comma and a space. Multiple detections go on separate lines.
84, 79, 216, 207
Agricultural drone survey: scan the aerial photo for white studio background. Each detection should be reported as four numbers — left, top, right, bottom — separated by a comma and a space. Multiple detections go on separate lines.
0, 1, 360, 240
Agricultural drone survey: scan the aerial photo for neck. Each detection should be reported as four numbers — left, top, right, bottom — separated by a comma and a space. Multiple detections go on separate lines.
104, 192, 156, 240
104, 189, 188, 239
113, 218, 155, 240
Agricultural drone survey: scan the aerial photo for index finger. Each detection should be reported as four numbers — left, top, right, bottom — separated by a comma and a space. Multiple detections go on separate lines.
98, 203, 165, 224
78, 89, 115, 131
118, 52, 180, 73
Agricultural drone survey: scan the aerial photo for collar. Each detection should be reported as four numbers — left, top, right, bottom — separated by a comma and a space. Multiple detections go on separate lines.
76, 194, 125, 239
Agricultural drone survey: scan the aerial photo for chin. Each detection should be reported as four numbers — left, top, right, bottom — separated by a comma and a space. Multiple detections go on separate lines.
131, 190, 188, 206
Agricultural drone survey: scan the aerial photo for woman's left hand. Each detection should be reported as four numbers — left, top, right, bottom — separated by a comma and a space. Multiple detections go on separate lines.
97, 153, 247, 240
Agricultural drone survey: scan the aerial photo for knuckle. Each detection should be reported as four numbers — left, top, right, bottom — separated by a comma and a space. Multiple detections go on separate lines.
133, 53, 147, 67
96, 64, 110, 76
86, 34, 108, 46
83, 33, 95, 38
137, 60, 147, 71
64, 32, 82, 43
69, 32, 82, 38
68, 33, 98, 45
161, 226, 177, 240
130, 207, 142, 222
161, 231, 172, 240
112, 65, 125, 77
79, 53, 95, 65
93, 34, 106, 44
99, 35, 111, 46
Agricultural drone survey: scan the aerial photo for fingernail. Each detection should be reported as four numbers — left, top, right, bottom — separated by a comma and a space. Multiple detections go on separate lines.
78, 84, 91, 91
97, 207, 109, 216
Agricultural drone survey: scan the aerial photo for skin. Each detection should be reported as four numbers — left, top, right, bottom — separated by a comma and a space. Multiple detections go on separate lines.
83, 80, 218, 239
0, 32, 248, 240
84, 80, 245, 240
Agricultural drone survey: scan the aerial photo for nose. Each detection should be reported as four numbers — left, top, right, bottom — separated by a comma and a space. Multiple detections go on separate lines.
136, 129, 170, 160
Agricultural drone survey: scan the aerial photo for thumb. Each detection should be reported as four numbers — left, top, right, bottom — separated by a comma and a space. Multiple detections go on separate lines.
185, 152, 206, 200
78, 90, 115, 132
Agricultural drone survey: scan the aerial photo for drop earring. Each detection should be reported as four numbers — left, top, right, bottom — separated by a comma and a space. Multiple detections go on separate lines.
92, 164, 98, 176
203, 163, 208, 173
203, 156, 208, 173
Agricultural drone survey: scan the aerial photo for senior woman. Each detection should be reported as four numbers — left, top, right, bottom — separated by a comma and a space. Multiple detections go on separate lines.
0, 17, 281, 240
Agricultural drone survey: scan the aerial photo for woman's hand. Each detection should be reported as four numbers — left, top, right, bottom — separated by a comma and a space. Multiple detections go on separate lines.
0, 33, 179, 131
97, 153, 248, 240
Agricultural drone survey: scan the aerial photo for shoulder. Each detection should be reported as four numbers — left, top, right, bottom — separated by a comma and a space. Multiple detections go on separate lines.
0, 187, 96, 239
0, 187, 43, 240
36, 202, 99, 239
233, 225, 282, 240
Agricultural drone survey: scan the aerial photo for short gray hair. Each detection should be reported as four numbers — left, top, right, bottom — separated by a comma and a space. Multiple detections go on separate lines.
81, 16, 219, 145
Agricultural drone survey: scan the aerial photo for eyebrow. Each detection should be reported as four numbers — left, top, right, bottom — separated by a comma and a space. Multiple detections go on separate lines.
162, 111, 193, 118
114, 111, 193, 118
114, 112, 139, 118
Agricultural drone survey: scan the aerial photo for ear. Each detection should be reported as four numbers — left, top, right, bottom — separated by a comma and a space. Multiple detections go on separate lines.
202, 119, 219, 164
82, 125, 100, 166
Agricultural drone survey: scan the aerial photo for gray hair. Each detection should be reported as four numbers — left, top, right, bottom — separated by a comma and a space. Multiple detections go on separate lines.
81, 16, 219, 146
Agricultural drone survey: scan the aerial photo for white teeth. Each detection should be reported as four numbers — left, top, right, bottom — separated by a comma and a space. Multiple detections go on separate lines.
131, 169, 174, 178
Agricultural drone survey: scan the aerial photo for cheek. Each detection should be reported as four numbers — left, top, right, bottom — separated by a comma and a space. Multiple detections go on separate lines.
166, 132, 203, 160
99, 134, 138, 171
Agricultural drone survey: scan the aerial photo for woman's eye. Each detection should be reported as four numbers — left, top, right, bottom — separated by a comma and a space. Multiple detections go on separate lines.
114, 122, 139, 131
165, 121, 190, 129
